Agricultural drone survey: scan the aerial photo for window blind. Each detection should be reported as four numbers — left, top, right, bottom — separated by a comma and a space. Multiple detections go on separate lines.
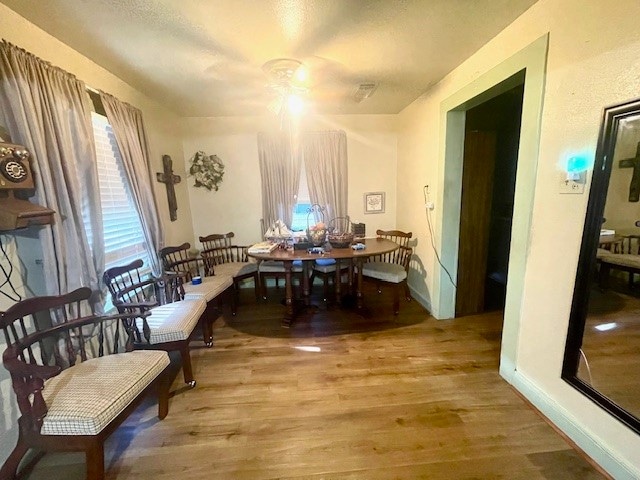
90, 112, 150, 272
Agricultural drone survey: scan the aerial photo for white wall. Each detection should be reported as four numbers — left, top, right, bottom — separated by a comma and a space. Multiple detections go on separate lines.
0, 3, 192, 466
396, 0, 640, 476
182, 115, 398, 248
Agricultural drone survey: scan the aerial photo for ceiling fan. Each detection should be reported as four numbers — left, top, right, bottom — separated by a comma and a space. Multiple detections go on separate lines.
262, 58, 310, 116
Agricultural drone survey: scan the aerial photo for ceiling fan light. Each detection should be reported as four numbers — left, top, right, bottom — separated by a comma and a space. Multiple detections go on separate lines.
293, 66, 308, 84
287, 94, 304, 115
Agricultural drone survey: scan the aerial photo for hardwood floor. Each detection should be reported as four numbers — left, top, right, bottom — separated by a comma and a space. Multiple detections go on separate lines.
24, 285, 604, 479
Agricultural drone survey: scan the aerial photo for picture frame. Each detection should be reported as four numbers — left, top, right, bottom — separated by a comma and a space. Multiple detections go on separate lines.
364, 192, 385, 214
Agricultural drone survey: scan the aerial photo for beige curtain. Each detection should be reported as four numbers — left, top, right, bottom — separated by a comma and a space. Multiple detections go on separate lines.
99, 92, 164, 275
303, 130, 348, 220
0, 41, 103, 303
257, 131, 302, 228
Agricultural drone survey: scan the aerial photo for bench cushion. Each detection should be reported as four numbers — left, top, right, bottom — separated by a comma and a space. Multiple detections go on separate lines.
361, 261, 407, 283
213, 262, 258, 279
597, 249, 640, 269
183, 276, 233, 302
41, 350, 169, 436
143, 298, 206, 344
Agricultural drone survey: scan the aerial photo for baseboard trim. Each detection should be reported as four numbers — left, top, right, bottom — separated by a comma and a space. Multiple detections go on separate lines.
499, 354, 516, 383
511, 372, 639, 480
408, 284, 432, 315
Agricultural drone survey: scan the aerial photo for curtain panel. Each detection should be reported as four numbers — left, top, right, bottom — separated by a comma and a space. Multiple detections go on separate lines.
303, 130, 348, 221
257, 131, 302, 230
99, 92, 164, 275
0, 41, 103, 305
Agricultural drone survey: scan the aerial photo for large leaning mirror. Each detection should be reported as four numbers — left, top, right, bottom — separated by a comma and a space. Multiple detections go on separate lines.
563, 97, 640, 434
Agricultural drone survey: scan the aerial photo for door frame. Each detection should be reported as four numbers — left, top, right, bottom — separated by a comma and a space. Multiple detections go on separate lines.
433, 34, 548, 381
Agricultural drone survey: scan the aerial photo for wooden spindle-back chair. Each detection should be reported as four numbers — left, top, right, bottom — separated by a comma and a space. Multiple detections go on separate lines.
104, 259, 207, 387
362, 230, 413, 314
199, 232, 260, 303
0, 287, 170, 480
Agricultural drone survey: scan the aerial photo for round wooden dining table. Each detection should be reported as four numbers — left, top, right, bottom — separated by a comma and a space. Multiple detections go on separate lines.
248, 237, 399, 327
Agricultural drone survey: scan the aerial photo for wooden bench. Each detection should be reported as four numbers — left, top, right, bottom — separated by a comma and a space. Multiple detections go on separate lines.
199, 232, 260, 304
0, 287, 170, 480
159, 242, 235, 320
596, 235, 640, 289
103, 259, 207, 388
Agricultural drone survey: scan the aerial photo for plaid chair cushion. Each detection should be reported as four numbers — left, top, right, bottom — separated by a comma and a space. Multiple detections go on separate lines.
183, 276, 233, 302
597, 249, 640, 269
41, 350, 169, 436
361, 262, 407, 283
141, 298, 206, 344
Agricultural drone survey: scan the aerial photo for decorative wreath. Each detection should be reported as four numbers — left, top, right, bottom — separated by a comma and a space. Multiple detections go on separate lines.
188, 151, 225, 191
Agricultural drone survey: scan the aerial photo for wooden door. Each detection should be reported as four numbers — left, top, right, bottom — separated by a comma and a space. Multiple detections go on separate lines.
456, 130, 497, 316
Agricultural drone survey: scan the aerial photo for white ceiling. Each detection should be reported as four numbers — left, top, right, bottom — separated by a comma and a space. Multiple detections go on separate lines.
1, 0, 537, 117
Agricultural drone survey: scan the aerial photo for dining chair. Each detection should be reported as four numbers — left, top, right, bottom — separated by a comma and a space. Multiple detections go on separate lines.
310, 216, 353, 301
309, 258, 351, 302
199, 232, 260, 303
257, 220, 304, 300
361, 229, 413, 314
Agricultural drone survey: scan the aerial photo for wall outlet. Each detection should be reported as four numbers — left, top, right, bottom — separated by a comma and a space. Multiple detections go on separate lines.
425, 201, 435, 210
559, 172, 585, 194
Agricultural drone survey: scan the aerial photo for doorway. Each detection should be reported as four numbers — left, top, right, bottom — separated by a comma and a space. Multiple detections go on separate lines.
456, 85, 524, 317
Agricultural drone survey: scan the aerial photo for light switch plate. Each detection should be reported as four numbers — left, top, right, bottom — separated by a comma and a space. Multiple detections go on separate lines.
559, 172, 585, 194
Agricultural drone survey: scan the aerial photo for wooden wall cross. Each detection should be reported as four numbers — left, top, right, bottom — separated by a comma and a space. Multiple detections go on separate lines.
156, 154, 181, 221
619, 141, 640, 202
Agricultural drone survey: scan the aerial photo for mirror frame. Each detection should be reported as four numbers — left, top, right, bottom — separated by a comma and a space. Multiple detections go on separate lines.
562, 97, 640, 434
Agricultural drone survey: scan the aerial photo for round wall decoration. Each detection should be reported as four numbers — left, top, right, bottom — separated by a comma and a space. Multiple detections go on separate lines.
188, 151, 225, 191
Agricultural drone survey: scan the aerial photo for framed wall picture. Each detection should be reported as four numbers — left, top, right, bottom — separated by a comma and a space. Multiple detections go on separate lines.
364, 192, 385, 214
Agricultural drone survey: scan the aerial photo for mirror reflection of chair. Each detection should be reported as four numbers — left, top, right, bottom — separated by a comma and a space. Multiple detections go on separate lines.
362, 229, 413, 314
159, 242, 233, 333
199, 232, 260, 305
103, 259, 207, 387
596, 234, 640, 290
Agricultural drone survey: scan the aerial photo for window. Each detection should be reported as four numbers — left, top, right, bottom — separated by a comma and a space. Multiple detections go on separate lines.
290, 160, 311, 231
90, 112, 151, 274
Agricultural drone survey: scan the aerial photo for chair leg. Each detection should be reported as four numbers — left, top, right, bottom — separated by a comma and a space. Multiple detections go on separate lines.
157, 369, 170, 420
260, 274, 268, 300
393, 283, 401, 315
201, 312, 213, 348
85, 440, 105, 480
0, 430, 29, 479
323, 273, 330, 302
179, 344, 196, 388
253, 273, 261, 302
403, 280, 412, 301
230, 286, 238, 316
